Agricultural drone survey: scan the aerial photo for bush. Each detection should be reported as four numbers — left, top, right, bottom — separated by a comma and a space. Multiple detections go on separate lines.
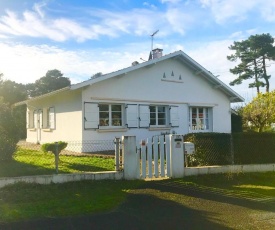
184, 133, 232, 166
233, 132, 275, 164
41, 141, 68, 154
0, 99, 19, 161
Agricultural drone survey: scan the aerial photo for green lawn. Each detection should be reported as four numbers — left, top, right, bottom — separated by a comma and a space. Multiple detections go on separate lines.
0, 172, 274, 223
0, 148, 115, 177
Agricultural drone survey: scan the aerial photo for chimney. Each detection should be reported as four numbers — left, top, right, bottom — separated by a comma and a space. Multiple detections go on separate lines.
148, 48, 163, 60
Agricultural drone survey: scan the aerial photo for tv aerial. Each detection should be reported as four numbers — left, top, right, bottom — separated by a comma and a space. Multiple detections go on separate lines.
150, 29, 159, 51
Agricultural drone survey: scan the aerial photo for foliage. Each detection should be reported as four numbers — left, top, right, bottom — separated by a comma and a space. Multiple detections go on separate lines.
227, 33, 275, 93
0, 98, 19, 160
0, 74, 28, 139
26, 69, 71, 97
41, 141, 68, 154
242, 91, 275, 132
91, 72, 103, 78
184, 133, 232, 166
233, 132, 275, 164
231, 112, 243, 133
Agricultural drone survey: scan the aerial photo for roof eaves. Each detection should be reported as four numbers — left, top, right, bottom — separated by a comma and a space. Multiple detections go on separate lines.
13, 86, 71, 107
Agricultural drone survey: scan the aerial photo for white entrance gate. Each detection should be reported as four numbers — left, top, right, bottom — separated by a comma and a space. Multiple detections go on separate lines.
118, 135, 185, 180
139, 135, 171, 179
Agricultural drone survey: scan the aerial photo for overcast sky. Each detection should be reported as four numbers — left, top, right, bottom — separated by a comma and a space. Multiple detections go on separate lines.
0, 0, 275, 103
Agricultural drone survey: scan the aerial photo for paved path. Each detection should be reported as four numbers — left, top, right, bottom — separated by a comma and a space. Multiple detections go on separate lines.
1, 181, 275, 230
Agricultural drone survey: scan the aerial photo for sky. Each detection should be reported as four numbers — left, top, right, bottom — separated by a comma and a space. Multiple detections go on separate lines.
0, 0, 275, 103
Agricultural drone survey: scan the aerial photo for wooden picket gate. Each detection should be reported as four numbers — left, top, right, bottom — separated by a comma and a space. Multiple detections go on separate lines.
138, 135, 171, 179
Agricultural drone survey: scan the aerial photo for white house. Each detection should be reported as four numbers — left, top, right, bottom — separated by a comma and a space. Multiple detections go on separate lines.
15, 49, 244, 152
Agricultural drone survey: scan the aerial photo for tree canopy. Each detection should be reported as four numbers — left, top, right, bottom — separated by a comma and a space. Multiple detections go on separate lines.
227, 33, 275, 93
242, 91, 275, 132
26, 69, 71, 97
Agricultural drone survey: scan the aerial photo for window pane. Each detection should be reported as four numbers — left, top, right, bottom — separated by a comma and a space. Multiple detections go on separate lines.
99, 104, 109, 126
158, 119, 166, 125
150, 119, 156, 125
112, 112, 122, 126
158, 106, 166, 113
150, 106, 156, 112
111, 105, 121, 112
99, 104, 108, 111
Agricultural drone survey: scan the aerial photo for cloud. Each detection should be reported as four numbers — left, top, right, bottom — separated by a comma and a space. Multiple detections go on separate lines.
199, 0, 275, 24
0, 2, 193, 42
0, 41, 150, 84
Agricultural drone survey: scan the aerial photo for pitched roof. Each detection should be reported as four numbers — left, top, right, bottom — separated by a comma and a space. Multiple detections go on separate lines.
70, 50, 244, 102
14, 50, 244, 106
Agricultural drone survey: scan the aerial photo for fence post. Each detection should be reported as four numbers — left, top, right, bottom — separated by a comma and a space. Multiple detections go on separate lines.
122, 136, 139, 180
170, 134, 184, 178
114, 137, 121, 171
54, 142, 59, 174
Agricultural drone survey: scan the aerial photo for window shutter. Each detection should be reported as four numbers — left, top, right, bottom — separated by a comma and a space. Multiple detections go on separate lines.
34, 110, 38, 129
139, 105, 150, 128
170, 106, 179, 127
38, 110, 43, 129
126, 104, 138, 128
84, 103, 99, 129
26, 111, 30, 128
49, 107, 55, 129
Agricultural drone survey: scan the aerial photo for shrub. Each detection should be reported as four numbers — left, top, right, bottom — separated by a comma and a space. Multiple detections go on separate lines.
184, 133, 232, 166
233, 132, 275, 164
0, 99, 19, 161
41, 141, 68, 154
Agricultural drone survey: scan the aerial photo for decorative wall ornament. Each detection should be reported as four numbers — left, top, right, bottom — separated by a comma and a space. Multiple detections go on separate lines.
161, 70, 183, 83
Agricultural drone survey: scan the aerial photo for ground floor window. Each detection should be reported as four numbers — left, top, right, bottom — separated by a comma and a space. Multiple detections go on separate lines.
99, 104, 122, 127
149, 105, 167, 126
190, 107, 210, 131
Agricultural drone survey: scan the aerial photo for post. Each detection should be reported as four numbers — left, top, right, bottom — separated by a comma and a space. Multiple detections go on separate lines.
230, 134, 234, 165
114, 137, 120, 171
55, 142, 59, 174
170, 135, 184, 178
122, 136, 139, 180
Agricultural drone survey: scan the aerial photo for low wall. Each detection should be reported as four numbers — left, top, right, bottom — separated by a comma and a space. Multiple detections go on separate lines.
0, 171, 123, 189
184, 164, 275, 176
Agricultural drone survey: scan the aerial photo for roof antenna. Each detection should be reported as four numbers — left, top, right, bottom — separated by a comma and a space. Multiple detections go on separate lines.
150, 30, 159, 52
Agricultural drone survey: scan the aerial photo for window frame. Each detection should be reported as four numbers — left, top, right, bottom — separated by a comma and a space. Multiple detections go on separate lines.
149, 105, 168, 127
98, 104, 124, 128
189, 107, 211, 132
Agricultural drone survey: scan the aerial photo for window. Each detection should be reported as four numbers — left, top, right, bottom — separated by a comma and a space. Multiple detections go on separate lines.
45, 107, 55, 129
99, 104, 122, 127
190, 107, 210, 131
150, 105, 167, 126
27, 109, 35, 129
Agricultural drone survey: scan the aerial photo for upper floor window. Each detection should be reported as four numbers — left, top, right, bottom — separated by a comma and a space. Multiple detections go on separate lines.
99, 104, 122, 127
150, 105, 167, 126
190, 107, 210, 131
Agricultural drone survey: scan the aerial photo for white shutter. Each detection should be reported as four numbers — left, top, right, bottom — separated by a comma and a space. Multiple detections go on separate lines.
49, 107, 55, 129
139, 105, 150, 128
84, 103, 99, 129
126, 104, 138, 128
38, 110, 43, 129
170, 106, 179, 127
34, 110, 38, 129
26, 111, 30, 128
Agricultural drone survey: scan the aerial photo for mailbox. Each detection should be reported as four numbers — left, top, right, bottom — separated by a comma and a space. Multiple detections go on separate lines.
184, 142, 195, 154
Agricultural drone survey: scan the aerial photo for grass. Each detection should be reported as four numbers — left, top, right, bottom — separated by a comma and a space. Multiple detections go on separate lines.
0, 148, 115, 177
0, 172, 275, 223
0, 180, 144, 222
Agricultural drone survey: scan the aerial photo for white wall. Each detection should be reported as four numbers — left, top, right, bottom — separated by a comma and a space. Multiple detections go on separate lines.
82, 58, 232, 143
26, 89, 83, 143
